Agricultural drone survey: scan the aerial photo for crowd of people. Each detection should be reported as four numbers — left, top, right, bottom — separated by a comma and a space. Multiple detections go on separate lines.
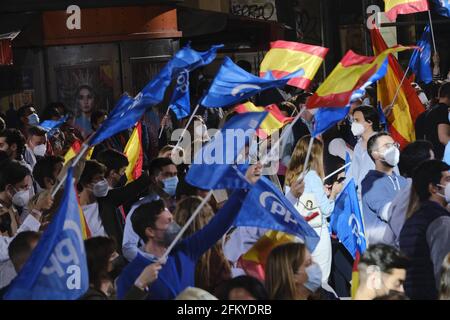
0, 69, 449, 300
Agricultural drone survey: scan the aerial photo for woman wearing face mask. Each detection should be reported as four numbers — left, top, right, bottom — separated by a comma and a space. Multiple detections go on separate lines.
285, 136, 343, 285
348, 106, 381, 197
265, 242, 338, 300
78, 160, 151, 247
81, 236, 162, 300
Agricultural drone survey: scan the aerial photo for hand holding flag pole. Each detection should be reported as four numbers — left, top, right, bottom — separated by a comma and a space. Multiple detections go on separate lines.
158, 108, 171, 139
174, 104, 200, 149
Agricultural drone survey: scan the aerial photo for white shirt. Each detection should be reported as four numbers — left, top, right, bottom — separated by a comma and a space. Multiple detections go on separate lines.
82, 202, 106, 237
122, 194, 159, 262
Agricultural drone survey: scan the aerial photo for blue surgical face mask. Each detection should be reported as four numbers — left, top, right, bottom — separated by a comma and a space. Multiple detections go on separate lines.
304, 263, 322, 293
27, 113, 40, 126
162, 176, 178, 197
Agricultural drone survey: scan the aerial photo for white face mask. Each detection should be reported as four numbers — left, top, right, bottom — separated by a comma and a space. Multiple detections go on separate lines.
304, 263, 322, 293
437, 184, 450, 203
381, 145, 400, 167
11, 187, 33, 207
33, 144, 47, 157
351, 122, 365, 137
92, 179, 109, 198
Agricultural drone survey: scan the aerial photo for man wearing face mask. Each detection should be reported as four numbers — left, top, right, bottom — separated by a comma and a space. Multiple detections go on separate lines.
78, 160, 150, 248
121, 157, 178, 262
400, 160, 450, 300
0, 161, 42, 263
361, 132, 408, 245
24, 126, 47, 170
116, 186, 250, 300
16, 105, 40, 139
347, 106, 380, 197
354, 244, 409, 300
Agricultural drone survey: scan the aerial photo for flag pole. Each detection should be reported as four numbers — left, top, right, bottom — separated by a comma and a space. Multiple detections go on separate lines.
174, 104, 200, 149
427, 9, 438, 54
260, 106, 306, 165
51, 143, 90, 198
298, 135, 315, 181
387, 66, 410, 114
323, 162, 352, 182
159, 189, 213, 263
158, 107, 171, 139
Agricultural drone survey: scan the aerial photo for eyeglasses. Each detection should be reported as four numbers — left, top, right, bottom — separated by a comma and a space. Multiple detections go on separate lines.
376, 142, 399, 151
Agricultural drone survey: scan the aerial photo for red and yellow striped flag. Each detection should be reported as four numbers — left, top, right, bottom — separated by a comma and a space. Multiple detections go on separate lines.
123, 122, 143, 183
235, 102, 293, 138
306, 45, 412, 109
384, 0, 429, 21
76, 190, 91, 240
351, 251, 361, 299
237, 230, 296, 281
63, 139, 93, 164
260, 40, 329, 90
371, 27, 425, 149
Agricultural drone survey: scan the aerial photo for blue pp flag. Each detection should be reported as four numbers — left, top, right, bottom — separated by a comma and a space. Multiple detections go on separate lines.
312, 58, 389, 137
345, 152, 351, 175
200, 57, 304, 108
5, 167, 89, 300
430, 0, 450, 17
40, 115, 69, 137
234, 177, 320, 253
90, 44, 224, 146
185, 112, 268, 190
169, 70, 191, 119
329, 179, 367, 258
408, 25, 432, 84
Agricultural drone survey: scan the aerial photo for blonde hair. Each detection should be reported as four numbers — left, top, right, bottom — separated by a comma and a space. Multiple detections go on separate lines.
265, 242, 306, 300
285, 135, 325, 188
173, 196, 231, 291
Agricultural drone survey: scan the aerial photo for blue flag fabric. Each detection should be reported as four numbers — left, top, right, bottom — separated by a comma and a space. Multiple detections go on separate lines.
200, 57, 305, 108
5, 168, 89, 300
377, 102, 389, 132
329, 179, 367, 258
169, 70, 191, 119
39, 115, 69, 137
89, 44, 223, 146
345, 152, 351, 175
185, 112, 268, 190
431, 0, 450, 17
233, 177, 320, 253
408, 25, 432, 84
312, 58, 389, 137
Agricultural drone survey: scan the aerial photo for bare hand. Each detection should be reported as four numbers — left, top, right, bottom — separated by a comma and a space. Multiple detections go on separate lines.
35, 191, 54, 211
330, 180, 344, 200
136, 262, 163, 287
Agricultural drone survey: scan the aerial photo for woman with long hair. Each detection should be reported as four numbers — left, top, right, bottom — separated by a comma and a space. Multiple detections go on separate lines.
265, 242, 312, 300
173, 196, 232, 294
439, 253, 450, 300
285, 136, 343, 285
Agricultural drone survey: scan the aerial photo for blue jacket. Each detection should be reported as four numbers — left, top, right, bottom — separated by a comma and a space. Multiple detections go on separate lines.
361, 170, 407, 245
116, 189, 247, 300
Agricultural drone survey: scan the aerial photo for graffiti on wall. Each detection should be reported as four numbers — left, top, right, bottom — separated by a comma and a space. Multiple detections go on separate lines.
231, 0, 277, 21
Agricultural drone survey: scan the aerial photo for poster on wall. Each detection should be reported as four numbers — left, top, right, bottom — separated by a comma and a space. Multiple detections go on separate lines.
230, 0, 277, 21
54, 63, 114, 117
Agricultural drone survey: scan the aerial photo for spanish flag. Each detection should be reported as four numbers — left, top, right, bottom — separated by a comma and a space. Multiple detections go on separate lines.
260, 40, 329, 90
123, 122, 143, 183
371, 27, 425, 149
384, 0, 429, 21
235, 102, 294, 138
238, 230, 296, 281
76, 190, 91, 240
63, 139, 92, 164
351, 251, 361, 299
306, 46, 411, 109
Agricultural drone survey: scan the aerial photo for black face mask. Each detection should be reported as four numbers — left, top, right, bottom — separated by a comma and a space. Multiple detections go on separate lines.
108, 255, 127, 280
0, 213, 12, 234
